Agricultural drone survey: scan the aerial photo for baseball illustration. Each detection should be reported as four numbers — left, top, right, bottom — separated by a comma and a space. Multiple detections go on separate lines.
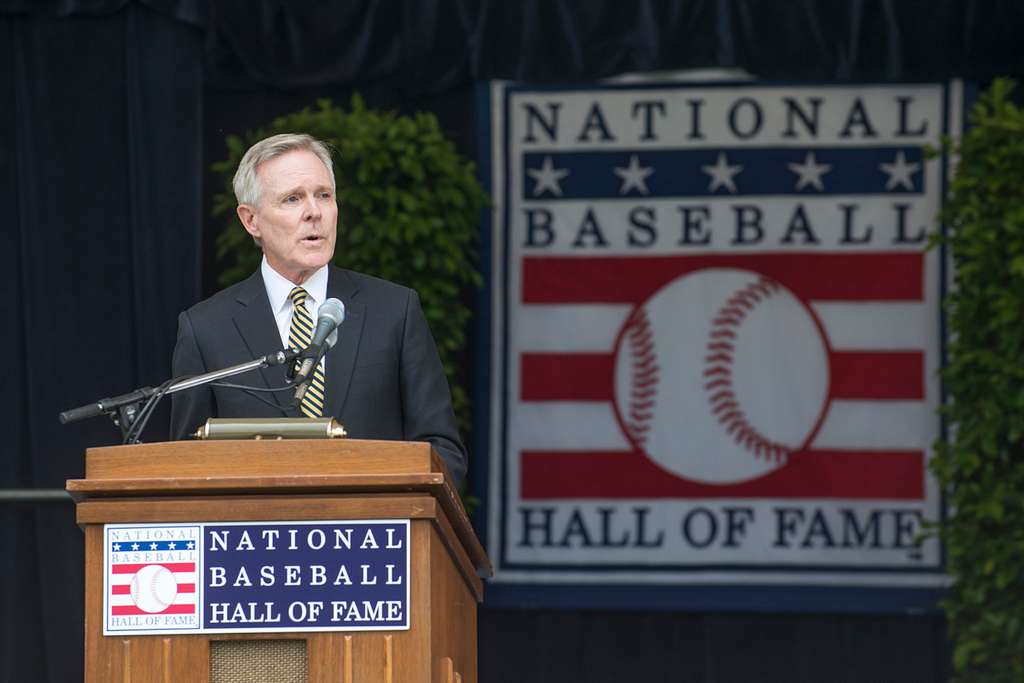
613, 268, 831, 484
129, 564, 178, 614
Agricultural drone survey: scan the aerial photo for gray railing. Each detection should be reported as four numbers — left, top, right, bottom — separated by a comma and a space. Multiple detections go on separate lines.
0, 489, 71, 502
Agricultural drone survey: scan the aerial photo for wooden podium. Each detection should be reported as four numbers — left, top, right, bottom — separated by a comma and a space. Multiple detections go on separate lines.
66, 439, 491, 683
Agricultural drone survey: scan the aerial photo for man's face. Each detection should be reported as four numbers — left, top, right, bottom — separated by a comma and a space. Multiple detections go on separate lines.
237, 149, 338, 284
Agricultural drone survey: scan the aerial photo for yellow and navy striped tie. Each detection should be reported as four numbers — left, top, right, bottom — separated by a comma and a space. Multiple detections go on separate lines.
288, 286, 326, 418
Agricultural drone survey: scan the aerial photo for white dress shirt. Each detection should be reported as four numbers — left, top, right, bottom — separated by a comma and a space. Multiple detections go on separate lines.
260, 256, 329, 370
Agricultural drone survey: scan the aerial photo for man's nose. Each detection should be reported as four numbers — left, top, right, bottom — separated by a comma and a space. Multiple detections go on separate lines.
302, 194, 322, 221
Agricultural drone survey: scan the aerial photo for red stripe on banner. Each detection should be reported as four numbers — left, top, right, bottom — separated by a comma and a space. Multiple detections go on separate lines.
521, 353, 615, 400
110, 563, 195, 574
111, 584, 196, 595
521, 351, 924, 402
831, 351, 924, 400
522, 253, 923, 304
110, 605, 195, 616
521, 449, 924, 499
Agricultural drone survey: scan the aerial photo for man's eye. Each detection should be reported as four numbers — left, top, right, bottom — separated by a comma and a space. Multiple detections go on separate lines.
284, 195, 299, 203
318, 191, 333, 200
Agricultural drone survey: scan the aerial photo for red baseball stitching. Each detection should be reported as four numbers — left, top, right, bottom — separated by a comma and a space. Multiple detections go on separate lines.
704, 276, 790, 463
151, 569, 171, 611
625, 307, 658, 448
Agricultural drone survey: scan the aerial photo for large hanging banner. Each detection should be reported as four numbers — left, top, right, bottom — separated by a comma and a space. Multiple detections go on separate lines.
478, 79, 964, 610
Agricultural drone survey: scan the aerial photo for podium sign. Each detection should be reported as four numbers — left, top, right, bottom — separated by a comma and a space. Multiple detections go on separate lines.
104, 520, 410, 636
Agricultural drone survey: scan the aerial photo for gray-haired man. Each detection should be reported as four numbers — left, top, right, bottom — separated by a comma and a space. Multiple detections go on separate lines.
170, 133, 467, 485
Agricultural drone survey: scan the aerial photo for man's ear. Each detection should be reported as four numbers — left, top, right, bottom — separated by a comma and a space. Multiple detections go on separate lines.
237, 204, 260, 240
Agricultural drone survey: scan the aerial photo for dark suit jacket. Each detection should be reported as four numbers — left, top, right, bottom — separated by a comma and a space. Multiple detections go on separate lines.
169, 265, 467, 485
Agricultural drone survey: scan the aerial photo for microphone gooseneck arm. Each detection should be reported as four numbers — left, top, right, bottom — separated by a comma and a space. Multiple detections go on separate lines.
163, 349, 295, 397
57, 348, 301, 443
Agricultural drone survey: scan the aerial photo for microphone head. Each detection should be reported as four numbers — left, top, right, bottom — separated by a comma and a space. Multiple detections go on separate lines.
319, 298, 346, 326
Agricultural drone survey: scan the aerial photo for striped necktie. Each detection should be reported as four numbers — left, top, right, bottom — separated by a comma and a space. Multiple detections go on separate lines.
288, 286, 326, 418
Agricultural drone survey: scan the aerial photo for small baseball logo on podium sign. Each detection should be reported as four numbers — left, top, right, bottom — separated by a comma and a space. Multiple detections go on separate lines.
105, 525, 201, 634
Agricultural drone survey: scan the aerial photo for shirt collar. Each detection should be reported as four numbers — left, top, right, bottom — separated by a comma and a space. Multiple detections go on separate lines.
260, 257, 330, 314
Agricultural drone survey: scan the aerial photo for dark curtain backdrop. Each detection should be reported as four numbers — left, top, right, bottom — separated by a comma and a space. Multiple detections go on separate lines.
0, 3, 202, 681
2, 1, 1023, 681
202, 0, 1024, 91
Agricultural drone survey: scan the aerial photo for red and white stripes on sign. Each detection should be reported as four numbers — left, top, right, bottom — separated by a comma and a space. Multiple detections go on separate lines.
514, 253, 931, 501
108, 562, 196, 616
703, 276, 789, 463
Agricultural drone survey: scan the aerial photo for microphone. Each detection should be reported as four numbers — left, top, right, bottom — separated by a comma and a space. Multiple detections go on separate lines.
59, 388, 154, 425
293, 298, 345, 384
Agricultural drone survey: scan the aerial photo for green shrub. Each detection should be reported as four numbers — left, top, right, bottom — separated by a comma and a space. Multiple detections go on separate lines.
931, 78, 1024, 681
210, 96, 487, 436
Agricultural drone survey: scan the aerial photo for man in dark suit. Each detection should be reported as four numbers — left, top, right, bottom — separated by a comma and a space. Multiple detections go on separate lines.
170, 133, 466, 485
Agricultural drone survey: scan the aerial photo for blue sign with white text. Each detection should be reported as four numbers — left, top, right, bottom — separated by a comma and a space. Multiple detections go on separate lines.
203, 521, 410, 632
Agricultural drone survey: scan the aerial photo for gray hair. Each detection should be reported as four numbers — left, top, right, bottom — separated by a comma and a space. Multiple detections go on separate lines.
232, 133, 335, 206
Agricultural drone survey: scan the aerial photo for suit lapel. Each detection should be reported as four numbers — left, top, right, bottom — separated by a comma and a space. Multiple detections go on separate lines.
232, 271, 294, 416
324, 266, 364, 419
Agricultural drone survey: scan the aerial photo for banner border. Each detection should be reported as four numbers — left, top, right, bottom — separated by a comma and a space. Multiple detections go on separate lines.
475, 77, 969, 612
